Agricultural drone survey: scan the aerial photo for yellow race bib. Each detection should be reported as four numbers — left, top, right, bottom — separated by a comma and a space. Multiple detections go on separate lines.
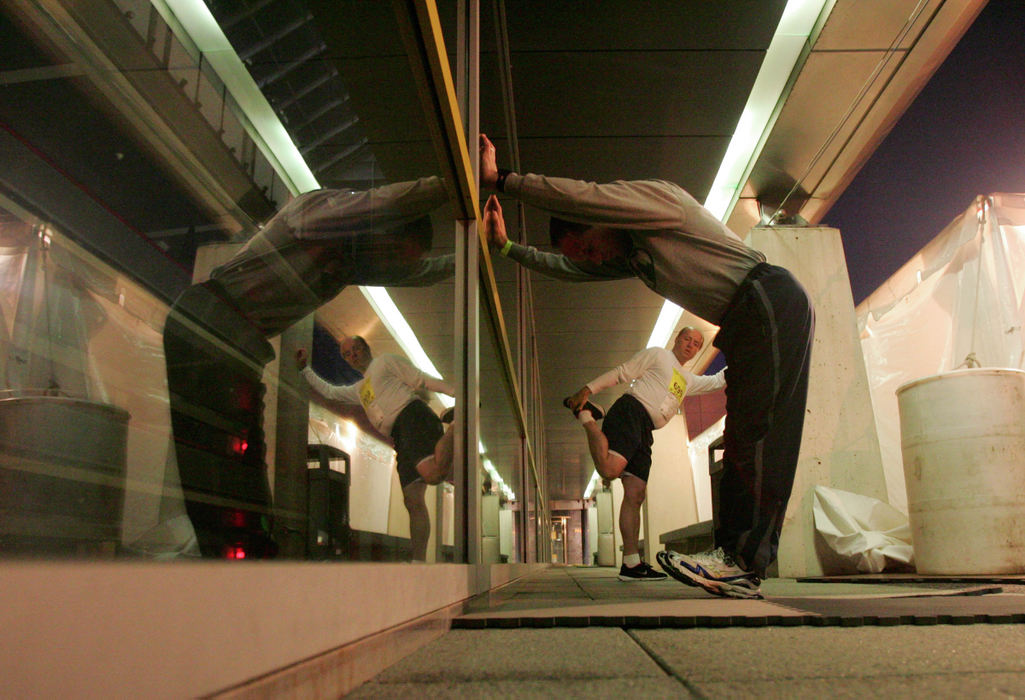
668, 368, 688, 404
359, 378, 375, 408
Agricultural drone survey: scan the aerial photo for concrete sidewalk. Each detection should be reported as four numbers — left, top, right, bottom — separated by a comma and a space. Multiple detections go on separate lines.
348, 566, 1025, 697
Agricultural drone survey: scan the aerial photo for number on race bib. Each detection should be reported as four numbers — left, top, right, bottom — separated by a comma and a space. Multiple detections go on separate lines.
668, 369, 687, 403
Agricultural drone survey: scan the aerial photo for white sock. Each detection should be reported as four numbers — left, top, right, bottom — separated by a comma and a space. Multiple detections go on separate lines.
623, 553, 641, 568
577, 409, 595, 424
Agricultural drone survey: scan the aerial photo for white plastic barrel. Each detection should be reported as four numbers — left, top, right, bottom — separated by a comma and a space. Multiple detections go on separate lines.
897, 368, 1025, 574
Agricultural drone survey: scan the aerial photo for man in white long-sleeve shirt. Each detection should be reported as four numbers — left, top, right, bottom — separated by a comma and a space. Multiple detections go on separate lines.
566, 327, 725, 582
481, 133, 814, 598
296, 336, 455, 562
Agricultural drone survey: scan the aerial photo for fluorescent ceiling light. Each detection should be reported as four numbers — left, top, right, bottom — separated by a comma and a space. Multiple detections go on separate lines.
646, 0, 830, 350
644, 301, 684, 350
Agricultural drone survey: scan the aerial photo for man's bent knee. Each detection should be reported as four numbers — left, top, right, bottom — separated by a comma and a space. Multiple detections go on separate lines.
596, 460, 626, 480
416, 458, 449, 485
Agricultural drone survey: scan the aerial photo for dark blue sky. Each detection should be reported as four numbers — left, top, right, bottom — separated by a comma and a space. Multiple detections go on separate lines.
823, 0, 1025, 304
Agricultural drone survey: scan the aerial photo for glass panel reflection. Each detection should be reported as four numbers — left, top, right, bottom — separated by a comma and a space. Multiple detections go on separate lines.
478, 271, 524, 564
0, 0, 457, 561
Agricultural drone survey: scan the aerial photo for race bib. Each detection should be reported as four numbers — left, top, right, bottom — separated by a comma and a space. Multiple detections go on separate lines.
668, 369, 688, 404
359, 378, 375, 408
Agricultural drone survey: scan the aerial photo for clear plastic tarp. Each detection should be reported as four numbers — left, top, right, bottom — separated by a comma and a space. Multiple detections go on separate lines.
857, 193, 1025, 513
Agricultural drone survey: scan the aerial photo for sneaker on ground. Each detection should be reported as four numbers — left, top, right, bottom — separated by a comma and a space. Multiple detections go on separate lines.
656, 550, 696, 587
617, 561, 667, 582
563, 397, 604, 421
658, 547, 762, 599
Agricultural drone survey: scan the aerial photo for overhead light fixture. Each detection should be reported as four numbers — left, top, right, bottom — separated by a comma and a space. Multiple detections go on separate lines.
646, 0, 832, 350
483, 457, 515, 501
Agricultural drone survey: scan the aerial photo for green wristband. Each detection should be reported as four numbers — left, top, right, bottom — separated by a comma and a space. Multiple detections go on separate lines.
500, 239, 513, 256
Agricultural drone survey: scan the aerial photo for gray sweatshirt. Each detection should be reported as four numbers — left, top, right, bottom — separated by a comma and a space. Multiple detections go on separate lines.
210, 177, 455, 337
500, 173, 764, 325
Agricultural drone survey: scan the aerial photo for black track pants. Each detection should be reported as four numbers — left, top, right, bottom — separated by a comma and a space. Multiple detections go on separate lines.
713, 262, 815, 577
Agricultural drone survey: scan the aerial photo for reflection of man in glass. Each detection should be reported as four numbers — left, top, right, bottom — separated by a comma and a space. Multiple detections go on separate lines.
296, 337, 454, 562
564, 327, 724, 582
163, 177, 453, 558
480, 133, 814, 599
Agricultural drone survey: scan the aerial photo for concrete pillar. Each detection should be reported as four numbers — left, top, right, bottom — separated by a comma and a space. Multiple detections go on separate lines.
481, 493, 501, 563
594, 489, 616, 566
745, 226, 887, 577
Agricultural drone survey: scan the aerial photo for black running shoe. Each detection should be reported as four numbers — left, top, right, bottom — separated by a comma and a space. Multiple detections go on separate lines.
440, 407, 455, 424
563, 397, 604, 420
617, 561, 668, 581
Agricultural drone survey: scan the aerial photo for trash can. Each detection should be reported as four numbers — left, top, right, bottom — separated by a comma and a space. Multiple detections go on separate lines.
0, 392, 130, 556
897, 368, 1025, 574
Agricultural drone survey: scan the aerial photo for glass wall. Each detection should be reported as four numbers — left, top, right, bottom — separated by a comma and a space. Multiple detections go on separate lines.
0, 0, 538, 564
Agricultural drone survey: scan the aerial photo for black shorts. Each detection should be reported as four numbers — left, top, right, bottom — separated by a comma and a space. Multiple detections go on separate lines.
602, 393, 655, 482
391, 399, 444, 488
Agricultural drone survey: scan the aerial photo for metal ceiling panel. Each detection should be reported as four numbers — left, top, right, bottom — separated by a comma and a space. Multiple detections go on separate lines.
815, 0, 935, 51
498, 51, 760, 138
496, 1, 786, 52
729, 0, 984, 234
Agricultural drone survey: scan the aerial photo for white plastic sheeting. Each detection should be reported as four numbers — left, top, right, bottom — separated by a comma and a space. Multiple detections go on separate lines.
811, 485, 914, 573
857, 194, 1025, 513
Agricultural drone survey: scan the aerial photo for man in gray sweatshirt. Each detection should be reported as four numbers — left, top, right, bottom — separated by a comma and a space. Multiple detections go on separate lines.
480, 134, 814, 599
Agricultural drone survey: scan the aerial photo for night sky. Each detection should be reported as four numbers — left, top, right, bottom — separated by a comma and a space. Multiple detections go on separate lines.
822, 0, 1025, 305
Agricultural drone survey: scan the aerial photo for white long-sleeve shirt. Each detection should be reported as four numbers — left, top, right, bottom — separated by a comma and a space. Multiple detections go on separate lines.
586, 347, 725, 429
302, 354, 454, 435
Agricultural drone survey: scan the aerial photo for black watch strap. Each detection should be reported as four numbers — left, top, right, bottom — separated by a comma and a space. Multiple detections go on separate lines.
496, 168, 512, 192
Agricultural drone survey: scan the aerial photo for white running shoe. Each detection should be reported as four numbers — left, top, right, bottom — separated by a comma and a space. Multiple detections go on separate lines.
658, 547, 762, 599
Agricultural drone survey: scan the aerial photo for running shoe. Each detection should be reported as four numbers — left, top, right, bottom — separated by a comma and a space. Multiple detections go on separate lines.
656, 550, 696, 587
658, 547, 762, 599
617, 561, 668, 581
563, 397, 604, 420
